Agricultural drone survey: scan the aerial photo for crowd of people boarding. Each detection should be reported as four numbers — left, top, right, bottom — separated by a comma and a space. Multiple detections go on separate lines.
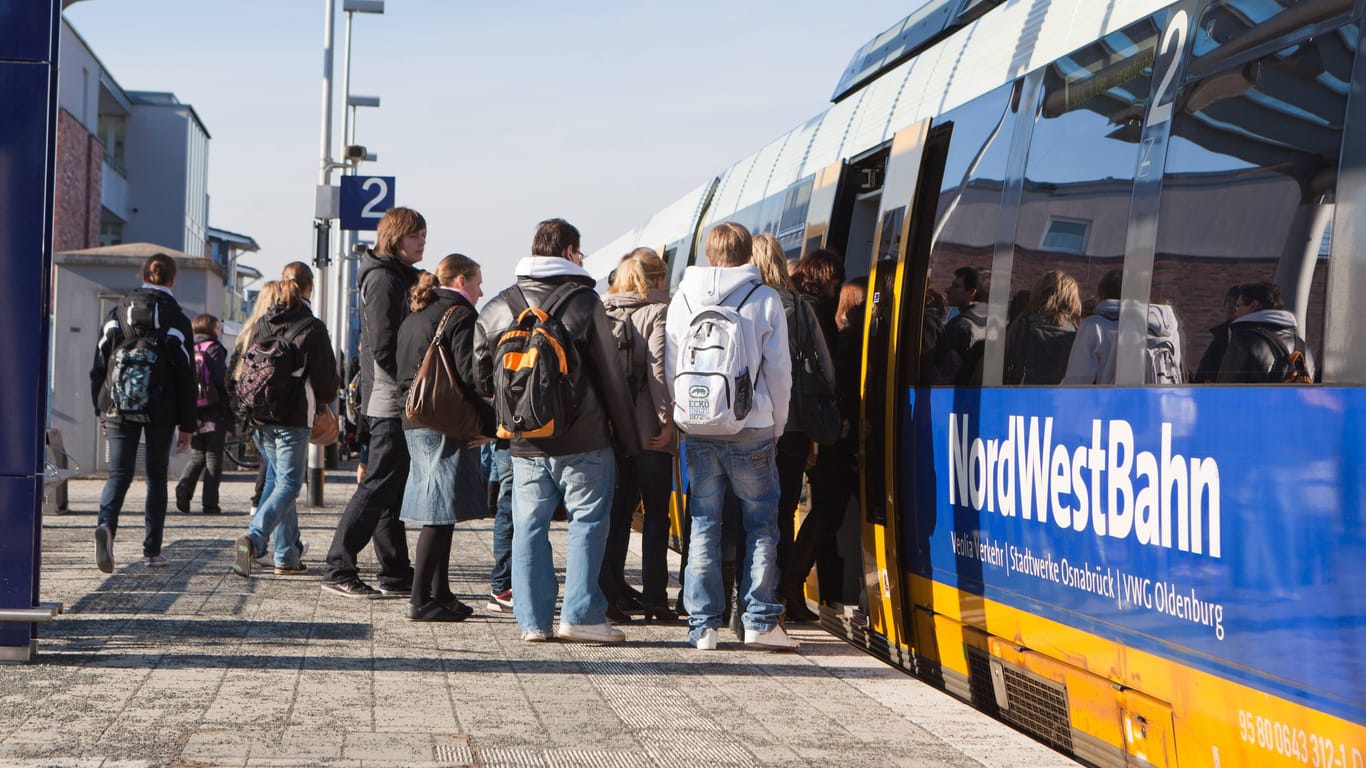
88, 207, 1311, 649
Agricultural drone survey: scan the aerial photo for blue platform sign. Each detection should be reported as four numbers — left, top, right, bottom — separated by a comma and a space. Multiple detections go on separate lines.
339, 175, 395, 231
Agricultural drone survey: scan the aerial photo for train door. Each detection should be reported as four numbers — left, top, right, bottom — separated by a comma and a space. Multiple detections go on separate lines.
856, 119, 937, 662
793, 149, 890, 630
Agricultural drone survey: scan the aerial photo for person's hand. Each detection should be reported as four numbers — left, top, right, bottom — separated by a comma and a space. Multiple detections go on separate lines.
356, 463, 368, 483
175, 432, 192, 454
467, 436, 493, 449
646, 424, 675, 452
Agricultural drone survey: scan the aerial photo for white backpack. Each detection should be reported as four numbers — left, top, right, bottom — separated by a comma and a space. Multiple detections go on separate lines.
672, 281, 764, 436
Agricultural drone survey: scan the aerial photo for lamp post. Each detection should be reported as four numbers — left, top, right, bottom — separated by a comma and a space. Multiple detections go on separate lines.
309, 0, 383, 507
335, 93, 381, 379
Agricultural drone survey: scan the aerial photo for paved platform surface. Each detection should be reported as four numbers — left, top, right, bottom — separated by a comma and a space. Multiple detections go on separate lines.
2, 473, 1082, 768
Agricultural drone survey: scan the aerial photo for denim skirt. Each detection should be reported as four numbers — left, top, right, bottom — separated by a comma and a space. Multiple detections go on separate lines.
400, 427, 487, 526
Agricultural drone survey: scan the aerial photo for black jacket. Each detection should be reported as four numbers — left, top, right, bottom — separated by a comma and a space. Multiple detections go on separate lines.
1216, 310, 1315, 383
356, 250, 420, 419
192, 333, 232, 432
1003, 313, 1078, 385
474, 260, 642, 459
90, 286, 197, 433
229, 304, 339, 428
397, 289, 496, 435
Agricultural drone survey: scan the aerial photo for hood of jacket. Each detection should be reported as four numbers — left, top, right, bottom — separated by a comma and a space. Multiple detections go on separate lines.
1232, 308, 1297, 329
357, 250, 419, 291
515, 255, 594, 280
601, 288, 668, 311
676, 265, 764, 307
1147, 302, 1180, 340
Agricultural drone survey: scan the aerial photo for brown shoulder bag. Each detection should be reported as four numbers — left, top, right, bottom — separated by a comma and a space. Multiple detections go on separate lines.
405, 305, 485, 440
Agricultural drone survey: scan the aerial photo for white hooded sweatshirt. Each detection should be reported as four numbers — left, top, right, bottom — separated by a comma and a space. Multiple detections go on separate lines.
665, 264, 791, 440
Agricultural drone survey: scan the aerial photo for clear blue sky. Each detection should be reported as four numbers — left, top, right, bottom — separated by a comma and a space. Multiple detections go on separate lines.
65, 0, 924, 295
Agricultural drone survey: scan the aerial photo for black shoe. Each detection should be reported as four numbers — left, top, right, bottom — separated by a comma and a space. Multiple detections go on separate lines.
784, 597, 819, 623
174, 487, 191, 514
605, 604, 632, 623
641, 605, 679, 624
434, 592, 475, 619
321, 578, 382, 599
94, 524, 114, 574
379, 582, 413, 598
406, 600, 467, 622
202, 506, 222, 515
232, 536, 254, 578
615, 594, 642, 613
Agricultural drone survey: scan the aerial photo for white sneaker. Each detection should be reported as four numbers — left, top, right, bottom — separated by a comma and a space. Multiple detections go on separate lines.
255, 539, 309, 568
556, 621, 625, 644
693, 627, 718, 651
521, 629, 550, 643
744, 624, 799, 651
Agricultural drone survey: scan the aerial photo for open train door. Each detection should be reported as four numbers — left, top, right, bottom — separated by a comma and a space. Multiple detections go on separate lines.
856, 118, 934, 664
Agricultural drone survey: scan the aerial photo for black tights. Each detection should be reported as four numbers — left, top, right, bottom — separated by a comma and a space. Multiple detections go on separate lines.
413, 525, 454, 606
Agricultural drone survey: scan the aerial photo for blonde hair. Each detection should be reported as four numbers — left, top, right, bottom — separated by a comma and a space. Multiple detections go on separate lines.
411, 253, 481, 312
607, 247, 667, 297
751, 234, 793, 293
233, 281, 283, 378
1027, 270, 1082, 326
705, 222, 752, 267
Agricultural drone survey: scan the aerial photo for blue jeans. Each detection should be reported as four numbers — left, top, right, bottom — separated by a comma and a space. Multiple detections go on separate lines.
98, 421, 175, 557
245, 426, 309, 568
510, 448, 615, 633
489, 446, 514, 593
684, 436, 783, 640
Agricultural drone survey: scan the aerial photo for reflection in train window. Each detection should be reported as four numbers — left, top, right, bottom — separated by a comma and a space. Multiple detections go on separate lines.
1005, 15, 1158, 387
919, 82, 1017, 386
1157, 25, 1357, 383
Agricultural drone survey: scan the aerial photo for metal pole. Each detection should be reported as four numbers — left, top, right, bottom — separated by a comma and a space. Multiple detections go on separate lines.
309, 0, 337, 507
335, 11, 355, 387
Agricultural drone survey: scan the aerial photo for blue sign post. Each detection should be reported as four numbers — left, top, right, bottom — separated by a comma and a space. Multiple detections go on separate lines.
0, 0, 61, 662
339, 175, 395, 231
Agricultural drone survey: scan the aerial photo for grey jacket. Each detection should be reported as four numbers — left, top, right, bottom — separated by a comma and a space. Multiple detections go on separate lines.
601, 288, 675, 456
356, 250, 420, 418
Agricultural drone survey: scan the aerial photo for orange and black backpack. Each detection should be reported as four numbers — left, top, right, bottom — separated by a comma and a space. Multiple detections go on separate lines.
492, 283, 587, 440
1250, 327, 1313, 384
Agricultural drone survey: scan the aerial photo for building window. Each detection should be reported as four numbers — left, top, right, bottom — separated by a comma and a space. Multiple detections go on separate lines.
1041, 218, 1090, 254
100, 220, 124, 247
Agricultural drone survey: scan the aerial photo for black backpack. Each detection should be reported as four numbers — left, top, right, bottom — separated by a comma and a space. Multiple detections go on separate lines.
235, 316, 316, 425
103, 294, 173, 423
492, 283, 586, 440
1250, 327, 1313, 384
787, 295, 841, 445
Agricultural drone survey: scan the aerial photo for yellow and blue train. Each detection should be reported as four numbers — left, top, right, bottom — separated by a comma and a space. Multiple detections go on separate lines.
587, 0, 1365, 765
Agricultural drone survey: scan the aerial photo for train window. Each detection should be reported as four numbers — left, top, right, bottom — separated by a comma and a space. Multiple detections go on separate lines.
1191, 0, 1355, 77
919, 82, 1017, 386
1003, 16, 1159, 387
1156, 25, 1357, 384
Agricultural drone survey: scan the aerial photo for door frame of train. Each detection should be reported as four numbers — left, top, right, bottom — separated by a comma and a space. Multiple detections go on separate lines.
801, 161, 845, 255
858, 118, 933, 660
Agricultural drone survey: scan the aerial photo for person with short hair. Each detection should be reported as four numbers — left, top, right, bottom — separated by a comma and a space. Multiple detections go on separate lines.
665, 222, 796, 651
1216, 282, 1315, 383
932, 265, 991, 385
323, 207, 426, 598
473, 218, 642, 643
175, 313, 230, 514
89, 253, 197, 571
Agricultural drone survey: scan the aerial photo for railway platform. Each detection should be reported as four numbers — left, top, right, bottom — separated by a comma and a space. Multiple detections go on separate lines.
0, 474, 1081, 768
